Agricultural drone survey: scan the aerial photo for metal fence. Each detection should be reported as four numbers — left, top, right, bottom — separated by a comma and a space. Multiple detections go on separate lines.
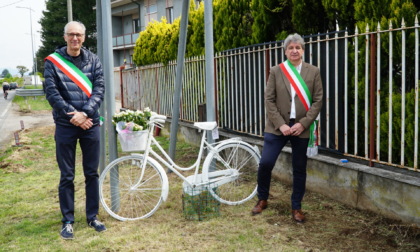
119, 16, 419, 172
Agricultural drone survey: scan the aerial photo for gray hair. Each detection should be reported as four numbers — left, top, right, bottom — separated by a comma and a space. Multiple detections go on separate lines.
284, 33, 305, 50
64, 21, 86, 34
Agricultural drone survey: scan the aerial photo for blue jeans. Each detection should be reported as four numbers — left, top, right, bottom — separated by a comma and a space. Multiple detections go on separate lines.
55, 124, 100, 223
257, 131, 309, 210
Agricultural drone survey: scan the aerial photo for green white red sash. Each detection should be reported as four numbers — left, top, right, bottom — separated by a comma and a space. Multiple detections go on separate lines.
279, 60, 312, 110
279, 60, 318, 150
45, 52, 92, 97
45, 52, 104, 126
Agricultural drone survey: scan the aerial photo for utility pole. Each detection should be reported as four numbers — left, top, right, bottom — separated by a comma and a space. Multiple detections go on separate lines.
204, 0, 215, 143
16, 6, 38, 87
67, 0, 73, 22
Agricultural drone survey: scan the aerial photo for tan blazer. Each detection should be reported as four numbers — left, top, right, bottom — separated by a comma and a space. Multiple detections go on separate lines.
264, 62, 323, 138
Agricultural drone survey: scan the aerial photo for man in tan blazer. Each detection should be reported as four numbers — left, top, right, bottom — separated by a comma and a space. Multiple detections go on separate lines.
251, 33, 323, 222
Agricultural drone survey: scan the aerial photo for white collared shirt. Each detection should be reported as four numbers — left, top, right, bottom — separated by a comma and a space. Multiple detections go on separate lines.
290, 62, 302, 119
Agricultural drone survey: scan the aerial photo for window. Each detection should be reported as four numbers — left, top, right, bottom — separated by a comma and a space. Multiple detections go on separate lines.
133, 18, 141, 33
166, 7, 173, 23
145, 0, 157, 26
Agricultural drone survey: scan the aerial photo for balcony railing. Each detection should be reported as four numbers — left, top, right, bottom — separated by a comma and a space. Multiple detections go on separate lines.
112, 33, 139, 48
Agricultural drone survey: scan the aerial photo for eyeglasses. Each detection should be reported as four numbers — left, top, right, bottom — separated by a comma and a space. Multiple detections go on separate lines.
65, 33, 84, 38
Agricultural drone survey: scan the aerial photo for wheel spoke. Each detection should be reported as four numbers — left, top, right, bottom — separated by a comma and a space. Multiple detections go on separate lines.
99, 156, 165, 220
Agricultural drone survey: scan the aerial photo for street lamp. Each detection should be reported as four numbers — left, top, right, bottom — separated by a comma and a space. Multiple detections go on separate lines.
16, 6, 38, 87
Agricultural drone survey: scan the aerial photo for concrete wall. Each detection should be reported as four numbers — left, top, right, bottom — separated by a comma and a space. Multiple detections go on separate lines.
162, 120, 420, 226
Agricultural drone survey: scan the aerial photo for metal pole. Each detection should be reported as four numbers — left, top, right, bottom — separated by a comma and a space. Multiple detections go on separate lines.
67, 0, 73, 22
96, 0, 106, 174
101, 0, 119, 210
16, 6, 37, 87
168, 0, 190, 161
204, 0, 215, 144
28, 9, 38, 86
101, 0, 117, 162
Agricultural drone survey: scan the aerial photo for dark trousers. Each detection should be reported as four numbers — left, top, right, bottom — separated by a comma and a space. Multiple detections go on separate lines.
257, 131, 309, 210
55, 124, 100, 224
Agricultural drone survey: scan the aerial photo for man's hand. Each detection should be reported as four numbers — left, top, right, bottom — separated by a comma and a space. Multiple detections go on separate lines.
280, 122, 305, 136
67, 111, 92, 130
280, 124, 292, 136
290, 122, 305, 136
79, 118, 93, 130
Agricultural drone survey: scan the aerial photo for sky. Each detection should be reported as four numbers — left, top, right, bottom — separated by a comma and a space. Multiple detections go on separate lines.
0, 0, 46, 76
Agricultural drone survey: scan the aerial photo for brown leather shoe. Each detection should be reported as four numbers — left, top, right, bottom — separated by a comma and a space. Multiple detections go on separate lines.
251, 200, 268, 215
292, 209, 305, 223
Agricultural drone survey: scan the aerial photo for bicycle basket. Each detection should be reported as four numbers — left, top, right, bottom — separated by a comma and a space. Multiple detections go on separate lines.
117, 130, 148, 152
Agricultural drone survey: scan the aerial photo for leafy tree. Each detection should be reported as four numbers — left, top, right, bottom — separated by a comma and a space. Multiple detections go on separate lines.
250, 0, 293, 43
133, 0, 205, 65
213, 0, 253, 51
16, 66, 29, 77
321, 0, 356, 32
186, 1, 205, 57
133, 18, 180, 66
1, 69, 10, 78
354, 0, 392, 23
37, 0, 97, 74
291, 0, 330, 35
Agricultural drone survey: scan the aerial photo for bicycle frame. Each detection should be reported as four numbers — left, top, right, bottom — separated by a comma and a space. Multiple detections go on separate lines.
137, 121, 219, 188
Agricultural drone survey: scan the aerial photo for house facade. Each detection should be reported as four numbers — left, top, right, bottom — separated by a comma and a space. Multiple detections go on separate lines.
111, 0, 202, 67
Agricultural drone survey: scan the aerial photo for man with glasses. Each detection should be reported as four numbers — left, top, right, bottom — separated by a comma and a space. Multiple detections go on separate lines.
44, 21, 106, 239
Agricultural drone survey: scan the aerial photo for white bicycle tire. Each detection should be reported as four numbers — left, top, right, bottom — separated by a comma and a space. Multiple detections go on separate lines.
99, 155, 169, 221
202, 141, 260, 205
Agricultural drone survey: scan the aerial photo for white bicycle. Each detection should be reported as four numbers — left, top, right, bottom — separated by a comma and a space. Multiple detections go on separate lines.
99, 115, 261, 221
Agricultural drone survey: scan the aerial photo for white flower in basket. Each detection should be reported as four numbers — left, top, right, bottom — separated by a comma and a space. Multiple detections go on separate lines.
112, 108, 156, 152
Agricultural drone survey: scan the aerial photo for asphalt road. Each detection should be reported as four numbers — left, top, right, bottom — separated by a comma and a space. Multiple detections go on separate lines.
0, 89, 54, 150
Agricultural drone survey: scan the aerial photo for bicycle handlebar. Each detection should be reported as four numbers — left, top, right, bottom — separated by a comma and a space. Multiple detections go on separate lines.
150, 114, 167, 124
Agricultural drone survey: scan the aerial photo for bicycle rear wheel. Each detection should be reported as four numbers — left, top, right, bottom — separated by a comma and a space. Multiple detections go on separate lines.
202, 141, 260, 205
99, 155, 168, 221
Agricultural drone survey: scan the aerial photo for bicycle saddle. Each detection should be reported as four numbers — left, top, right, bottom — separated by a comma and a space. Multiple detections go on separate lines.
193, 121, 217, 131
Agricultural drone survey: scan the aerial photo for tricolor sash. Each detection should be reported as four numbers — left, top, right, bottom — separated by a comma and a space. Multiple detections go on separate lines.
279, 60, 318, 152
45, 52, 93, 97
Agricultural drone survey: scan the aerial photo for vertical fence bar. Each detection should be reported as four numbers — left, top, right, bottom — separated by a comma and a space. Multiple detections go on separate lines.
247, 48, 252, 134
260, 46, 265, 136
335, 26, 339, 149
326, 32, 330, 148
401, 19, 406, 167
376, 23, 381, 162
309, 37, 313, 65
354, 27, 359, 156
239, 49, 244, 132
388, 21, 393, 163
227, 51, 232, 129
364, 25, 370, 159
317, 34, 322, 144
223, 54, 228, 126
234, 51, 239, 131
344, 29, 349, 154
414, 16, 419, 171
252, 48, 258, 135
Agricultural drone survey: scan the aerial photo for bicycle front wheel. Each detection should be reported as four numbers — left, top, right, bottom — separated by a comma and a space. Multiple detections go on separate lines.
99, 155, 168, 221
202, 141, 260, 205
